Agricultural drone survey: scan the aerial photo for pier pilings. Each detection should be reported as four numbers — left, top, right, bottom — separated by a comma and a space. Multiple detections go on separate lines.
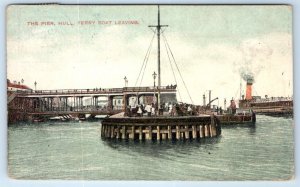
101, 115, 221, 141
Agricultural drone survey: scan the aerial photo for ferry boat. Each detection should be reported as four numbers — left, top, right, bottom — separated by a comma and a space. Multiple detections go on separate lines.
238, 78, 293, 117
216, 108, 256, 125
200, 97, 256, 125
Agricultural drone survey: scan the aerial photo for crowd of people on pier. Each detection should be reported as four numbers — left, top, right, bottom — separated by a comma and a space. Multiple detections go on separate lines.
123, 101, 241, 117
166, 84, 177, 89
124, 102, 200, 117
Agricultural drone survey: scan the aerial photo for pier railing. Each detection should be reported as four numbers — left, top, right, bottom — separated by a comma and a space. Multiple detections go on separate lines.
8, 86, 177, 122
15, 86, 176, 95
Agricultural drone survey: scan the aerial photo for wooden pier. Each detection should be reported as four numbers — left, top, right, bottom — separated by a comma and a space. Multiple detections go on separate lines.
101, 113, 221, 140
7, 86, 176, 123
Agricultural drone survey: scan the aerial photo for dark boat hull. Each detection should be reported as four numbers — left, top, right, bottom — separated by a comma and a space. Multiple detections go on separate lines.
216, 114, 255, 125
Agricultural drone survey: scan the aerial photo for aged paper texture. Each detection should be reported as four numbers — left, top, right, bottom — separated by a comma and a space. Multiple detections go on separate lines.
7, 5, 293, 180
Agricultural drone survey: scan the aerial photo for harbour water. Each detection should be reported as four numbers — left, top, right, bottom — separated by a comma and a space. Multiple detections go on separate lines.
8, 115, 294, 180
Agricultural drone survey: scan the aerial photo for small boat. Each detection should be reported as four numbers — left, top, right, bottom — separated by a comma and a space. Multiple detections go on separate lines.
216, 108, 256, 125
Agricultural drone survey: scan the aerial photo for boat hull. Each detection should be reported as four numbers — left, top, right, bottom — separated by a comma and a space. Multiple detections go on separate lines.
216, 114, 255, 125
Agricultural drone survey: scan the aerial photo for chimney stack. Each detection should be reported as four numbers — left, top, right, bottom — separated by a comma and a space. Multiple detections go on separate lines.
245, 78, 253, 100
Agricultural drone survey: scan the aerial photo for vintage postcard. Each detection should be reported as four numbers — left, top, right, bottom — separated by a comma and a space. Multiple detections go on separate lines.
7, 5, 293, 180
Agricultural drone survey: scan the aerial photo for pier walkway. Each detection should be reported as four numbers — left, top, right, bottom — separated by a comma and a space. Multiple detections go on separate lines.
8, 86, 177, 122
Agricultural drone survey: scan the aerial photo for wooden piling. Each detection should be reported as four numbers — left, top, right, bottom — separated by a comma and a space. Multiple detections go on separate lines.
176, 125, 180, 140
108, 126, 111, 138
110, 126, 115, 138
208, 124, 212, 137
157, 126, 160, 140
145, 132, 149, 140
185, 125, 189, 139
101, 115, 221, 141
139, 126, 142, 140
101, 125, 104, 137
104, 125, 107, 138
130, 126, 135, 139
106, 125, 110, 138
122, 126, 126, 139
180, 126, 184, 139
116, 126, 120, 139
168, 125, 172, 139
192, 125, 196, 139
204, 125, 209, 137
200, 125, 204, 138
148, 126, 152, 140
211, 116, 217, 137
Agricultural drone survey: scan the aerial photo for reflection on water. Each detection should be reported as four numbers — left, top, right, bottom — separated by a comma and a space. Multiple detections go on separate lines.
8, 115, 294, 180
102, 137, 221, 157
222, 123, 256, 135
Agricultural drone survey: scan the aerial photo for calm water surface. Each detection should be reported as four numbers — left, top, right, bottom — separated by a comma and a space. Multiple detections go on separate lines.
8, 115, 294, 180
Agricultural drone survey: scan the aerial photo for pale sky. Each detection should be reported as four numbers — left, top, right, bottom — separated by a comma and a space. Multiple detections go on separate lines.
7, 5, 293, 105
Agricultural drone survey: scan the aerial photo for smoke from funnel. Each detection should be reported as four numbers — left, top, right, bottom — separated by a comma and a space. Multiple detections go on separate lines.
236, 39, 273, 83
240, 69, 255, 83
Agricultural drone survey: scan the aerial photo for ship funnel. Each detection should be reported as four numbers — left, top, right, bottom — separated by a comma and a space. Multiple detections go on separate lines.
245, 78, 253, 100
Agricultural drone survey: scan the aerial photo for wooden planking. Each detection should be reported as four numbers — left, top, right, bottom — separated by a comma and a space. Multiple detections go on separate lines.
101, 116, 220, 140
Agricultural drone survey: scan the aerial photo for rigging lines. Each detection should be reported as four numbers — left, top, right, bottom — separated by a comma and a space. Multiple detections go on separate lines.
134, 29, 157, 87
162, 32, 194, 104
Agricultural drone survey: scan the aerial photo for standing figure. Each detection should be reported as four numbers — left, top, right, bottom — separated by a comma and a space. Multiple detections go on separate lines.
230, 99, 237, 114
137, 105, 143, 117
151, 103, 156, 116
145, 104, 152, 117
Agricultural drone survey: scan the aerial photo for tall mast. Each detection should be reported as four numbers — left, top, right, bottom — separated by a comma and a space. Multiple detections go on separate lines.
149, 5, 168, 109
157, 6, 161, 109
